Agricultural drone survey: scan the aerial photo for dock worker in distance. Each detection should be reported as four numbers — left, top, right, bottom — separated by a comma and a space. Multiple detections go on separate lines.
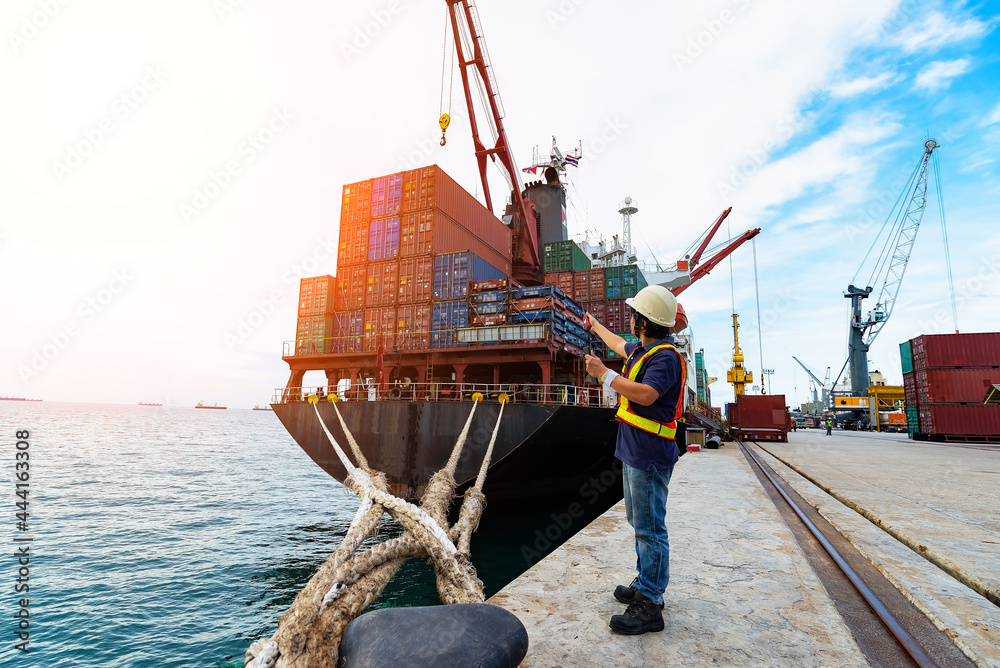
583, 285, 686, 635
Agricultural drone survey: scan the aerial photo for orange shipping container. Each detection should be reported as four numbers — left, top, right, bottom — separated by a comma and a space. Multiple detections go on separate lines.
545, 271, 575, 299
398, 209, 511, 276
335, 266, 367, 311
337, 222, 370, 268
341, 180, 373, 225
364, 307, 397, 352
298, 275, 336, 316
365, 261, 399, 307
398, 165, 512, 271
397, 304, 431, 351
398, 256, 434, 304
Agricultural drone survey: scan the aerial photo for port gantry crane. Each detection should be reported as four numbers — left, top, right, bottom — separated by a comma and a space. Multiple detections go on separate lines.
727, 314, 753, 399
840, 139, 940, 397
444, 0, 541, 285
792, 356, 830, 409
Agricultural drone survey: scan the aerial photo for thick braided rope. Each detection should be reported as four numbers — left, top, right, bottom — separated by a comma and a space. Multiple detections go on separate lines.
250, 399, 504, 666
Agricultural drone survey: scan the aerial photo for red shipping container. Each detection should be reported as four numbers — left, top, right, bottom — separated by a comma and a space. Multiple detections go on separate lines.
471, 312, 507, 326
398, 256, 433, 304
587, 269, 606, 301
916, 404, 1000, 435
582, 300, 607, 326
910, 333, 1000, 369
365, 261, 399, 307
471, 277, 519, 292
606, 299, 628, 333
398, 208, 511, 276
337, 222, 370, 267
726, 402, 739, 425
334, 266, 367, 311
545, 271, 575, 299
363, 307, 397, 351
903, 372, 917, 406
513, 297, 552, 311
915, 367, 1000, 404
573, 268, 605, 302
396, 304, 431, 351
341, 180, 373, 225
736, 395, 788, 430
298, 275, 336, 316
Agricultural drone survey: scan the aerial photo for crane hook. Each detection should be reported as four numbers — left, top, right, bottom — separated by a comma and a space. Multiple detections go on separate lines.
439, 113, 450, 146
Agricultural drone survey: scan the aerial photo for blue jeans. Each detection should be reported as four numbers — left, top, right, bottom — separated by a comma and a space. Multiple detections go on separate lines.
622, 461, 673, 606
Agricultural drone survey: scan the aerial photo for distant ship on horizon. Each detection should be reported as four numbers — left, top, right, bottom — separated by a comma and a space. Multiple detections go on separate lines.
1, 397, 42, 402
138, 402, 163, 407
195, 402, 227, 410
252, 404, 274, 411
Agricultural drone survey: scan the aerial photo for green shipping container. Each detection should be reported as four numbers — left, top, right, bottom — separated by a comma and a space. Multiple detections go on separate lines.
905, 405, 920, 435
899, 340, 913, 374
544, 240, 591, 272
605, 265, 644, 299
606, 333, 639, 358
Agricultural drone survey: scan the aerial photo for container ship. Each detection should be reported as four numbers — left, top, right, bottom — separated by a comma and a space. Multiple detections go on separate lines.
272, 162, 728, 517
271, 1, 736, 529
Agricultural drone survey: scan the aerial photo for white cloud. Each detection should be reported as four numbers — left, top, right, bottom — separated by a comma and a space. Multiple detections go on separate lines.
915, 59, 970, 91
889, 11, 990, 53
828, 72, 895, 98
985, 102, 1000, 126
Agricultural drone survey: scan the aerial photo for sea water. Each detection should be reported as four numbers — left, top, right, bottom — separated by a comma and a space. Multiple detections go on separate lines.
0, 401, 592, 667
0, 403, 456, 667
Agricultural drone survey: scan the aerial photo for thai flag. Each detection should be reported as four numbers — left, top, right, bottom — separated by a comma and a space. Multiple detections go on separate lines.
564, 155, 579, 167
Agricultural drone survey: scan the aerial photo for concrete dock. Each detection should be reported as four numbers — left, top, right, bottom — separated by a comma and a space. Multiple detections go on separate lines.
488, 431, 1000, 667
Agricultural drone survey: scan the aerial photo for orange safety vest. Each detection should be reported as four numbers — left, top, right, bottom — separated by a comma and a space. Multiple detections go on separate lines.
615, 342, 687, 439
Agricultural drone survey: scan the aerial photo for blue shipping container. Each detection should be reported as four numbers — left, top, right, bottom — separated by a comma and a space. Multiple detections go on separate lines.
433, 251, 505, 300
371, 174, 403, 218
473, 302, 507, 315
368, 217, 400, 261
332, 311, 364, 353
472, 290, 506, 304
431, 300, 469, 348
514, 284, 567, 301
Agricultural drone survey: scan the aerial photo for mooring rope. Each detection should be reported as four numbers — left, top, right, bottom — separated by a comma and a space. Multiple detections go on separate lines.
247, 396, 506, 668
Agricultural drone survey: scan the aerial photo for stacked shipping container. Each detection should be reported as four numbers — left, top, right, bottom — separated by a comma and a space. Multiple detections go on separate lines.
901, 333, 1000, 438
295, 165, 654, 360
295, 276, 337, 354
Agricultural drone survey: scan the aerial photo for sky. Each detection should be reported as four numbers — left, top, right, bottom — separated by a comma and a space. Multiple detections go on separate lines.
1, 0, 998, 409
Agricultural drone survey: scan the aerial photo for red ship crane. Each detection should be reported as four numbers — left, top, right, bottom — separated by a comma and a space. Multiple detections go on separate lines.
671, 209, 761, 297
445, 0, 541, 285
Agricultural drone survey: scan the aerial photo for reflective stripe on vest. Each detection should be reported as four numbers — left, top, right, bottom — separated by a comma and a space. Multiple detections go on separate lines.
615, 343, 687, 439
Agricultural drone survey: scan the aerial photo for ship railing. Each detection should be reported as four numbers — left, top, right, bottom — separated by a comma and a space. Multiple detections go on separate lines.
273, 382, 619, 408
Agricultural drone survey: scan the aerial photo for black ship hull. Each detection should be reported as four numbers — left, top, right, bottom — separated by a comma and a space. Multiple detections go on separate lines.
272, 401, 624, 510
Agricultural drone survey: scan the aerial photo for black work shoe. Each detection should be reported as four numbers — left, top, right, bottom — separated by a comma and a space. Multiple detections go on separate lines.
609, 591, 664, 635
613, 577, 664, 609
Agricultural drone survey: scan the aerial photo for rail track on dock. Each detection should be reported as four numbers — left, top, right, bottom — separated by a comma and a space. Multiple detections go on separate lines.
738, 441, 977, 668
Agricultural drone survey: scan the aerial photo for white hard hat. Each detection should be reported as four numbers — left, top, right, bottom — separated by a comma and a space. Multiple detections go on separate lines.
625, 285, 677, 327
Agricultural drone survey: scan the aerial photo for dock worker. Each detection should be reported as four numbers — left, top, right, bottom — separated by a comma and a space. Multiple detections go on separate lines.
826, 417, 833, 436
584, 285, 686, 636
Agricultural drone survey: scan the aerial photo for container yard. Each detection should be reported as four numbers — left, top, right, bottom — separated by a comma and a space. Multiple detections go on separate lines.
901, 333, 1000, 442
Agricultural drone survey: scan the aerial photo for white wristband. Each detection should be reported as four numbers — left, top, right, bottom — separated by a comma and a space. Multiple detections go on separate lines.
601, 370, 620, 391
